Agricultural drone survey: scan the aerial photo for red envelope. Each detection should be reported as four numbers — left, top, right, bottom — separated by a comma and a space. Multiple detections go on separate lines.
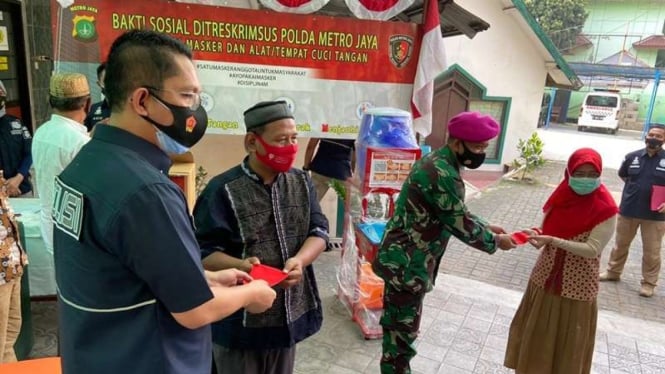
249, 264, 288, 287
511, 232, 530, 245
651, 185, 665, 211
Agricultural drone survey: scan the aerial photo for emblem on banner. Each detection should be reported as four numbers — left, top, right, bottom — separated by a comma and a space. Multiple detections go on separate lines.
389, 35, 413, 68
72, 15, 97, 42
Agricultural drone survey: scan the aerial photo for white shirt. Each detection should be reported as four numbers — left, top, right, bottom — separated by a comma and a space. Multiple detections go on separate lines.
32, 114, 90, 252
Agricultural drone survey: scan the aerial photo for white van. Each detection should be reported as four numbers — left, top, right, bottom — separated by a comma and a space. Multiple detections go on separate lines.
578, 91, 622, 134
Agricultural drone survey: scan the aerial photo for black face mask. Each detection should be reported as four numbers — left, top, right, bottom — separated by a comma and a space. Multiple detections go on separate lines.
646, 137, 664, 150
141, 93, 208, 148
456, 142, 486, 169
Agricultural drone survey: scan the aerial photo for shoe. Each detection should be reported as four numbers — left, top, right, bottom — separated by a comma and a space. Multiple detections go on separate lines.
599, 271, 620, 282
640, 284, 655, 298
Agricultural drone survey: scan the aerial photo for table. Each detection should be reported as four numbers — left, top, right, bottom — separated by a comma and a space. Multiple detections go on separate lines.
9, 198, 56, 297
0, 357, 61, 373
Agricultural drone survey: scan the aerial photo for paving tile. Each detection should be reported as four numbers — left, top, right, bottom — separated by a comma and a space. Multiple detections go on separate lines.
416, 340, 449, 362
591, 364, 610, 374
593, 351, 610, 367
448, 336, 483, 357
473, 358, 513, 374
479, 346, 506, 365
410, 355, 441, 374
443, 350, 478, 372
461, 317, 492, 334
436, 364, 473, 374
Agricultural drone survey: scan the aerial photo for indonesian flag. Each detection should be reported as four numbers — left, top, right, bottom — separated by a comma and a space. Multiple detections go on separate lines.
411, 0, 446, 137
259, 0, 330, 14
345, 0, 415, 21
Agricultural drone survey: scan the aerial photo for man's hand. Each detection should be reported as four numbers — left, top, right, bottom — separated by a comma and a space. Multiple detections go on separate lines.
658, 203, 665, 214
488, 224, 506, 234
205, 269, 252, 287
240, 256, 260, 272
5, 175, 23, 197
279, 257, 303, 288
495, 233, 516, 250
528, 235, 554, 249
244, 280, 277, 314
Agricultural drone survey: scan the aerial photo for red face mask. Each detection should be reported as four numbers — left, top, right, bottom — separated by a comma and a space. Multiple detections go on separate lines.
254, 135, 298, 172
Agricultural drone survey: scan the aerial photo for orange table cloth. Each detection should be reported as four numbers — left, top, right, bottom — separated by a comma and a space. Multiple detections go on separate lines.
0, 357, 61, 374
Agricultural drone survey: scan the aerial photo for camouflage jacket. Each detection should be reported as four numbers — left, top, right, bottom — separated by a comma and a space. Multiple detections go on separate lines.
372, 146, 496, 295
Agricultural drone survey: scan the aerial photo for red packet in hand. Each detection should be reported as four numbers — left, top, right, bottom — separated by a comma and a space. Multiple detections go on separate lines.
249, 264, 288, 287
651, 185, 665, 211
510, 232, 530, 245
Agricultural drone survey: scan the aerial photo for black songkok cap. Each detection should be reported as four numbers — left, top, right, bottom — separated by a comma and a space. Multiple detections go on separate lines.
243, 100, 294, 131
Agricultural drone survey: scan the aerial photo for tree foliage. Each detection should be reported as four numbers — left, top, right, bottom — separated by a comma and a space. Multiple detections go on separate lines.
524, 0, 589, 52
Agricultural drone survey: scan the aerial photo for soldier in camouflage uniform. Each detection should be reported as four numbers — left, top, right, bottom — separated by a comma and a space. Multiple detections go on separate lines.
372, 112, 516, 374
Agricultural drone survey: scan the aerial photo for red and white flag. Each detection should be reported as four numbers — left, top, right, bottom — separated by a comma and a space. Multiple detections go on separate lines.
411, 0, 446, 136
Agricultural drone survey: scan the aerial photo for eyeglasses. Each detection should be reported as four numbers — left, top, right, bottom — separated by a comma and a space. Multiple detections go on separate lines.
144, 86, 201, 110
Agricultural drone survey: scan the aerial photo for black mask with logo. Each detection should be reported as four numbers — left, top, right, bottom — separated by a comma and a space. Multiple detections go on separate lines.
456, 142, 486, 169
646, 137, 664, 150
141, 94, 208, 148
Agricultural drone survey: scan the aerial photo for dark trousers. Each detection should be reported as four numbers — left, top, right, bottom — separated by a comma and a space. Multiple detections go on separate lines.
213, 344, 296, 374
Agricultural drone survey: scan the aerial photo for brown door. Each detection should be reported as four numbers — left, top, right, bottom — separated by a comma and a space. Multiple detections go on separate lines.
425, 75, 470, 150
0, 0, 31, 130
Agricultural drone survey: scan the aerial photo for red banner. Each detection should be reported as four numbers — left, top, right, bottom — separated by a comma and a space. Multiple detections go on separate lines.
53, 0, 421, 84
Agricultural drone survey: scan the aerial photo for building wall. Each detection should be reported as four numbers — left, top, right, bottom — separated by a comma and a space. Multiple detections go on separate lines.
443, 0, 549, 168
24, 0, 52, 129
580, 0, 665, 65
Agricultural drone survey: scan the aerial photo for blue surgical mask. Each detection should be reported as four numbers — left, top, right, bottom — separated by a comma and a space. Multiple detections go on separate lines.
155, 128, 189, 155
569, 177, 600, 195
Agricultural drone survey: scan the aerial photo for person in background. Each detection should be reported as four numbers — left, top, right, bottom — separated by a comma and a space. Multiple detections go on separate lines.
372, 111, 516, 374
0, 80, 32, 197
52, 30, 276, 374
0, 171, 28, 363
303, 138, 355, 201
504, 148, 618, 374
83, 62, 111, 132
194, 100, 328, 374
599, 123, 665, 297
32, 73, 91, 255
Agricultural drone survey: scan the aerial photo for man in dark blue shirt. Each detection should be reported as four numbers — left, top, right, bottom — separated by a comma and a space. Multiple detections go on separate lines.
0, 80, 32, 196
83, 62, 111, 132
600, 123, 665, 297
52, 30, 276, 374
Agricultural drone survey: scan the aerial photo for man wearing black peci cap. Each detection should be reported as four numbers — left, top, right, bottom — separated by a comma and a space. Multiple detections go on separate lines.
194, 100, 329, 374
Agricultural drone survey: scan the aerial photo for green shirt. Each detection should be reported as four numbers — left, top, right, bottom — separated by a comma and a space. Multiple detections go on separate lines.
373, 146, 496, 295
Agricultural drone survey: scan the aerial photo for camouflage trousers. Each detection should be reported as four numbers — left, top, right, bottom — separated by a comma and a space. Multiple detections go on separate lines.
379, 285, 425, 374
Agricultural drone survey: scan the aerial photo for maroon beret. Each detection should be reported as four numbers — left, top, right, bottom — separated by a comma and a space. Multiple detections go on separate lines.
447, 112, 500, 142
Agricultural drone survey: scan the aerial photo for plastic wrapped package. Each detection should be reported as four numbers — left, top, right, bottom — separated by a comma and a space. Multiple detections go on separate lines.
336, 214, 359, 315
355, 107, 419, 180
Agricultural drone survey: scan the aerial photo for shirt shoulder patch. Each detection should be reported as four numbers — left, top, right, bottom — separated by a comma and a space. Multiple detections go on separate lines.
53, 176, 85, 241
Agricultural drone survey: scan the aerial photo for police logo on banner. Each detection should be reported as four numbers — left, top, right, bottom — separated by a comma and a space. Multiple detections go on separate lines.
53, 176, 84, 240
389, 35, 414, 68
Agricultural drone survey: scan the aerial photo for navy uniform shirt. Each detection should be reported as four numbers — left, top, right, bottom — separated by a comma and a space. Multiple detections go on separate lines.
83, 100, 111, 132
309, 138, 355, 180
618, 148, 665, 221
53, 125, 214, 374
0, 114, 32, 193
